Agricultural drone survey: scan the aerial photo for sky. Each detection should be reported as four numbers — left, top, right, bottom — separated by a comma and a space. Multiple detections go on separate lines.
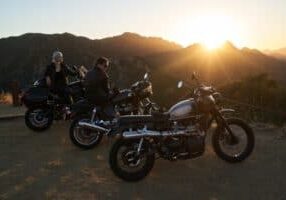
0, 0, 285, 50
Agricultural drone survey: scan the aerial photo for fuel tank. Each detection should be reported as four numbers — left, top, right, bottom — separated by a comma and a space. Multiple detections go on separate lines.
168, 99, 196, 120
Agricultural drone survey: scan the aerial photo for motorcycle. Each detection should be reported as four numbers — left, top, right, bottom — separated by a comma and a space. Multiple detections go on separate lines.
106, 72, 255, 181
21, 66, 86, 132
69, 72, 159, 149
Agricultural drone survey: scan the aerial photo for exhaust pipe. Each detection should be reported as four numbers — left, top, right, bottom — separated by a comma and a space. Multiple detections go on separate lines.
123, 130, 160, 138
122, 129, 188, 139
78, 121, 109, 133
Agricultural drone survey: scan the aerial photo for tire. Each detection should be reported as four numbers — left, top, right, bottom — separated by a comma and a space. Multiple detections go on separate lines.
69, 116, 103, 149
212, 118, 255, 163
109, 138, 155, 182
25, 107, 53, 132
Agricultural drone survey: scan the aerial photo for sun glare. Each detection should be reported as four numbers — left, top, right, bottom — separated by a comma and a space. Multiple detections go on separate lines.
170, 14, 243, 49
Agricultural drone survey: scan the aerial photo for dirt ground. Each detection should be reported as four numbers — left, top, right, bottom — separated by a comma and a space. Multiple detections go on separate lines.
0, 118, 286, 200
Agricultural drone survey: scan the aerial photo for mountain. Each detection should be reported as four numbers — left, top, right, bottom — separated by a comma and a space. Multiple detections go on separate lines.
95, 32, 181, 56
0, 32, 286, 106
141, 42, 286, 105
264, 48, 286, 61
0, 32, 181, 89
144, 42, 286, 84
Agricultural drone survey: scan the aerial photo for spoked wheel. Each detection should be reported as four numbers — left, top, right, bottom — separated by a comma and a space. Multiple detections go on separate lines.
212, 118, 255, 163
25, 107, 53, 132
109, 138, 155, 182
69, 117, 103, 149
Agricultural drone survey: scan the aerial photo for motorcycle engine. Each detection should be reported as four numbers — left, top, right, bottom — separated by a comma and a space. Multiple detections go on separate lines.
163, 137, 182, 152
163, 135, 205, 155
186, 135, 205, 156
161, 125, 205, 160
115, 103, 134, 114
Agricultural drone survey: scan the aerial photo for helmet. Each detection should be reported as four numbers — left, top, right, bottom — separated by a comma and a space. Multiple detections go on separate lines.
52, 51, 63, 63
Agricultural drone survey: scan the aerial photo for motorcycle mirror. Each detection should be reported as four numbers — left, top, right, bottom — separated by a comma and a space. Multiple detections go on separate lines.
177, 81, 183, 88
144, 73, 149, 80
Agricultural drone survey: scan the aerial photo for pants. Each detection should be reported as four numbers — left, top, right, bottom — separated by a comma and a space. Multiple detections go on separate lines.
51, 86, 72, 105
87, 99, 116, 120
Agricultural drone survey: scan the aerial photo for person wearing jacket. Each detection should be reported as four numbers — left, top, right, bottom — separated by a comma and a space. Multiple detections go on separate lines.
84, 57, 110, 105
84, 57, 117, 119
44, 51, 77, 105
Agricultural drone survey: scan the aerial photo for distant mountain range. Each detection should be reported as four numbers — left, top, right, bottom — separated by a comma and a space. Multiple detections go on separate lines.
0, 32, 286, 105
0, 32, 180, 88
264, 48, 286, 61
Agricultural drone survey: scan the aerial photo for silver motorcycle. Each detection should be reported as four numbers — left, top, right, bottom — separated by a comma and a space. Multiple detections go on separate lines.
106, 72, 255, 181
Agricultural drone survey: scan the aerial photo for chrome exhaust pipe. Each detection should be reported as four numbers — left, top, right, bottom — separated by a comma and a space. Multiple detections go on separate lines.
78, 121, 109, 133
122, 129, 188, 138
123, 130, 161, 138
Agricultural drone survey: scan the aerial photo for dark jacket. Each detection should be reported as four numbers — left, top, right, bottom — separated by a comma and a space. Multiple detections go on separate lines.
84, 67, 110, 105
44, 63, 77, 89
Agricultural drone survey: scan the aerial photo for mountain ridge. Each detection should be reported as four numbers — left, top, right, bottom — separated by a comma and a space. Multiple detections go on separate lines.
0, 32, 286, 101
264, 47, 286, 61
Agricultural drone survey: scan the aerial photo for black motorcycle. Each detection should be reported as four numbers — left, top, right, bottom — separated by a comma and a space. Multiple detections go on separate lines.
21, 66, 86, 132
69, 73, 159, 149
107, 72, 255, 181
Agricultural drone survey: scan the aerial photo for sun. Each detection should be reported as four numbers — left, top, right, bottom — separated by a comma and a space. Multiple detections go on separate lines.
195, 15, 240, 50
170, 14, 243, 49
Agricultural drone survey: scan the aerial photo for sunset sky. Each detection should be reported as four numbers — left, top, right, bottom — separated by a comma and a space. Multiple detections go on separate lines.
0, 0, 285, 50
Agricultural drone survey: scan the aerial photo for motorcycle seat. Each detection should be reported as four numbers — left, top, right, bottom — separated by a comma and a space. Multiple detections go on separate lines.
151, 111, 170, 120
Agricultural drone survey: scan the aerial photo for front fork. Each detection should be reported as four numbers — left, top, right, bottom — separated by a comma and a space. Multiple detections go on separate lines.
91, 107, 97, 123
213, 108, 239, 145
136, 137, 144, 155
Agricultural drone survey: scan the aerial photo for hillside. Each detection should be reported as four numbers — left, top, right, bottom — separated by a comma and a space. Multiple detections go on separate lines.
0, 32, 181, 89
138, 42, 286, 105
145, 42, 286, 82
0, 33, 286, 105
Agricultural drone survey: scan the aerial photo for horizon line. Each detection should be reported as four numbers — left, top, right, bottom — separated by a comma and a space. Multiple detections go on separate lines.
0, 31, 282, 51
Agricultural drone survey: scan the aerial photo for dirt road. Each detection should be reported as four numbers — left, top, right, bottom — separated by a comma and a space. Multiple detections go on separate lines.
0, 119, 285, 200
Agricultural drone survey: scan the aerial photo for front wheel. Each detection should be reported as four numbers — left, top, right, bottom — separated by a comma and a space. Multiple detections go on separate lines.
109, 138, 155, 182
25, 107, 53, 132
212, 118, 255, 163
69, 117, 103, 149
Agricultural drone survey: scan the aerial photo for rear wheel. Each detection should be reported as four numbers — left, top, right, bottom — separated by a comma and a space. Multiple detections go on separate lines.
109, 138, 155, 182
212, 118, 255, 163
69, 116, 103, 149
25, 107, 53, 132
